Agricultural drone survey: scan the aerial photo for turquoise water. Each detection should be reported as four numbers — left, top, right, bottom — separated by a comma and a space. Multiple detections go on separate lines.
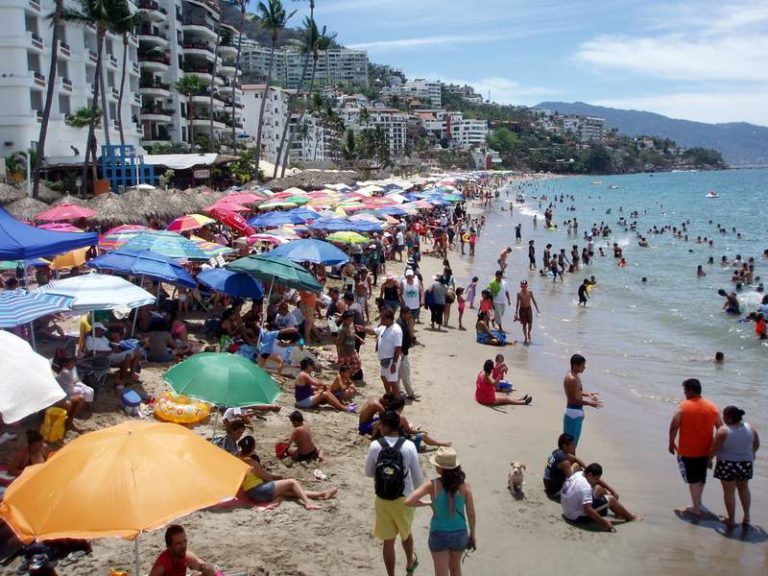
466, 168, 767, 489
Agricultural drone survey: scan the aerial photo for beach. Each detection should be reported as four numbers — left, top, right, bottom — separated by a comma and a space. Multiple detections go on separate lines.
1, 174, 765, 576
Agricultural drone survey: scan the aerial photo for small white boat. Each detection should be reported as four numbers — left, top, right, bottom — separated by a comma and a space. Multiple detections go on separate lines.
607, 185, 620, 190
706, 191, 719, 198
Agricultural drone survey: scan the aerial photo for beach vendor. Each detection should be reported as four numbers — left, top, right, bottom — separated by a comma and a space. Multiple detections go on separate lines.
149, 524, 215, 576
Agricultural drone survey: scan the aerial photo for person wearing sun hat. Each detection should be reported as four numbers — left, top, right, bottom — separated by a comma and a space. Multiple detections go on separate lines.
405, 447, 476, 575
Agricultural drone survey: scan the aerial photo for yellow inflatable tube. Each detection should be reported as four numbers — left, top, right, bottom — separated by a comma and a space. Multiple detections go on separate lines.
154, 393, 210, 425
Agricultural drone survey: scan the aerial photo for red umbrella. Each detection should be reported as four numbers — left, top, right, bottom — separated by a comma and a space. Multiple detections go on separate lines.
205, 200, 250, 213
208, 207, 254, 236
37, 223, 83, 233
36, 204, 96, 222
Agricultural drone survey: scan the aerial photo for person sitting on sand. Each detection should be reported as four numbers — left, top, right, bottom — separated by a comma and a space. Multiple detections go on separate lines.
256, 325, 300, 376
7, 430, 50, 477
330, 364, 359, 402
358, 393, 395, 436
149, 524, 215, 576
382, 397, 452, 452
284, 410, 324, 462
216, 418, 247, 455
475, 311, 506, 346
294, 358, 357, 413
238, 436, 337, 509
560, 463, 639, 532
54, 356, 92, 432
543, 433, 587, 498
475, 359, 531, 407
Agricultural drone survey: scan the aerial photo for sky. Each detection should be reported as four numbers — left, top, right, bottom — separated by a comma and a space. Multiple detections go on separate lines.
280, 0, 768, 126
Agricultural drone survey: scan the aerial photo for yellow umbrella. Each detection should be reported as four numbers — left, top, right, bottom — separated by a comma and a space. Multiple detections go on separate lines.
0, 420, 248, 571
49, 247, 89, 270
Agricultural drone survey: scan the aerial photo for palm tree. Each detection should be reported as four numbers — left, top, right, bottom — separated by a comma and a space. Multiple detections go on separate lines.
175, 75, 205, 149
113, 10, 142, 148
65, 106, 102, 187
280, 20, 335, 176
272, 0, 314, 178
254, 0, 295, 175
208, 3, 222, 153
230, 0, 250, 154
32, 0, 64, 199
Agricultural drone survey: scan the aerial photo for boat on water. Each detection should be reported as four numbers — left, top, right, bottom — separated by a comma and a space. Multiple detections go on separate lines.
591, 180, 603, 185
706, 191, 719, 198
607, 185, 620, 190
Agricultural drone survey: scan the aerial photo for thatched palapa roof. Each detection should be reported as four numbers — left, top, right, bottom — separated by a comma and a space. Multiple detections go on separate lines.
15, 181, 63, 204
50, 194, 89, 207
0, 183, 24, 207
5, 197, 49, 221
269, 170, 360, 191
88, 193, 136, 225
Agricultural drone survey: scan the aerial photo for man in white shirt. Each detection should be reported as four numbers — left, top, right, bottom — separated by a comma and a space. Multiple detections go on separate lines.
83, 323, 141, 385
375, 308, 403, 396
395, 229, 405, 262
364, 410, 423, 576
400, 269, 422, 324
560, 463, 639, 532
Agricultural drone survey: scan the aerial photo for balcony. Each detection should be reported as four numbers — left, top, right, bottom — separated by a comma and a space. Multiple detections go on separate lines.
140, 107, 173, 123
138, 30, 169, 48
138, 0, 167, 21
218, 62, 236, 76
29, 32, 44, 52
218, 43, 238, 57
27, 0, 41, 12
181, 19, 217, 41
130, 62, 140, 75
140, 56, 170, 72
58, 41, 71, 58
133, 92, 142, 104
60, 78, 73, 92
108, 54, 119, 69
181, 66, 214, 84
139, 80, 171, 97
88, 49, 98, 63
32, 72, 46, 88
110, 87, 120, 100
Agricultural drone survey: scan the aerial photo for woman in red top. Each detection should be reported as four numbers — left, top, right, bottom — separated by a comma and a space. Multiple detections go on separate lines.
475, 360, 532, 407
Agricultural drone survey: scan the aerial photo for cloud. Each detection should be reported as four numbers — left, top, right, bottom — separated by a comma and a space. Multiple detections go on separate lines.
592, 90, 768, 126
348, 34, 498, 51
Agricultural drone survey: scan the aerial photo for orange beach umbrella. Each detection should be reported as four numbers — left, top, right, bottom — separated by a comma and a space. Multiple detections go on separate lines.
0, 420, 248, 543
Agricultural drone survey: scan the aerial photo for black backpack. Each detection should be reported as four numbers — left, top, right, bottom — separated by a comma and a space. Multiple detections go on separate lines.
374, 437, 408, 500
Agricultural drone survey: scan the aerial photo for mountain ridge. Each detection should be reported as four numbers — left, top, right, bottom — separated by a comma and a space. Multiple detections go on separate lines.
535, 102, 768, 167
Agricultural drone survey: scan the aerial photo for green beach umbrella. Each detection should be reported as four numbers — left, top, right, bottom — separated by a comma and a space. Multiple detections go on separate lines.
285, 196, 309, 205
163, 353, 280, 407
227, 254, 322, 293
259, 200, 298, 210
327, 231, 368, 244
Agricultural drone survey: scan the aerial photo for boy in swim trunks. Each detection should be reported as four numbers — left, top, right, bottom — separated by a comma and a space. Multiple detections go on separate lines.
285, 411, 324, 462
330, 364, 359, 402
515, 280, 540, 345
358, 394, 395, 436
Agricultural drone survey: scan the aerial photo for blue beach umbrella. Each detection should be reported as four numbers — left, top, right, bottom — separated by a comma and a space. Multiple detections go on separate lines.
267, 238, 349, 265
286, 207, 320, 223
307, 217, 354, 232
86, 249, 197, 288
121, 231, 209, 261
0, 290, 74, 328
197, 268, 264, 299
247, 211, 294, 228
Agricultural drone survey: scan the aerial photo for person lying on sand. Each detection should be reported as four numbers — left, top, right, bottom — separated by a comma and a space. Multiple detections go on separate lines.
238, 436, 336, 510
284, 410, 324, 462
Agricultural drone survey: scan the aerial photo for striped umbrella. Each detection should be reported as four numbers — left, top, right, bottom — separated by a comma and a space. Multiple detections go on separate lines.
190, 236, 236, 258
165, 214, 215, 233
36, 272, 156, 313
99, 225, 153, 251
0, 290, 74, 328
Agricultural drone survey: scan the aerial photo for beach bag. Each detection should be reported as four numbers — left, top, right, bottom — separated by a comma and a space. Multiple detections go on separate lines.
40, 407, 67, 443
374, 437, 407, 500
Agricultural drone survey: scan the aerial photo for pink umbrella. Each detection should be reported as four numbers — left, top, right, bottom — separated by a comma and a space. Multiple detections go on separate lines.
36, 204, 96, 222
220, 192, 262, 205
246, 233, 290, 246
37, 223, 84, 233
206, 201, 251, 213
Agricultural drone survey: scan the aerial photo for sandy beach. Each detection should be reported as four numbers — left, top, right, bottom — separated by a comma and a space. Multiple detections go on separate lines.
2, 184, 765, 576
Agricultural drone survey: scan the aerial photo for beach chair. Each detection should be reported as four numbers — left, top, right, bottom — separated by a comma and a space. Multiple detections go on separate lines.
76, 353, 112, 397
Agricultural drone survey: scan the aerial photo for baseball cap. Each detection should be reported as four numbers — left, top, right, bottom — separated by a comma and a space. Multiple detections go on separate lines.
93, 322, 107, 331
405, 269, 415, 277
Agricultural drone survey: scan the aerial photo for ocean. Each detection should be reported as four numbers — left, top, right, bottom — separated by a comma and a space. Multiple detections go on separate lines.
465, 168, 767, 495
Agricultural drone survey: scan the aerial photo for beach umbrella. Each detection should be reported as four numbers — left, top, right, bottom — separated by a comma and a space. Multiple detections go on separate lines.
285, 195, 309, 205
267, 238, 349, 265
259, 200, 298, 210
247, 233, 291, 246
208, 207, 255, 236
308, 217, 354, 232
5, 197, 49, 221
35, 204, 96, 222
49, 247, 89, 271
86, 249, 197, 288
165, 214, 215, 233
190, 235, 236, 258
227, 254, 322, 293
0, 420, 249, 575
205, 200, 250, 213
99, 224, 153, 252
220, 192, 262, 205
327, 231, 368, 245
248, 211, 294, 228
164, 353, 280, 407
37, 223, 83, 233
121, 231, 209, 261
0, 290, 74, 328
287, 207, 319, 223
197, 268, 264, 299
0, 258, 49, 270
36, 271, 155, 312
0, 331, 66, 423
349, 213, 383, 223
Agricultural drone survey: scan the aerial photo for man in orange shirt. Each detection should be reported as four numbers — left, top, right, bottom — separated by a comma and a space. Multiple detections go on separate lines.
668, 379, 723, 518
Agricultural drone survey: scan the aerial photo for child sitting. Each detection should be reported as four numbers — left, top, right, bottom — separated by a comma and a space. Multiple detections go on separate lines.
329, 364, 358, 402
492, 353, 513, 392
284, 411, 324, 462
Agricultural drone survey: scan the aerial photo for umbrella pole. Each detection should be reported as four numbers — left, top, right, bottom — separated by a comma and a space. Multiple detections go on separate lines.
255, 276, 274, 352
29, 321, 36, 351
134, 537, 140, 576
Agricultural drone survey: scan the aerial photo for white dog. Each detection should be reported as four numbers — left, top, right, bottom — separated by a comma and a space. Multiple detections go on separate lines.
508, 462, 527, 493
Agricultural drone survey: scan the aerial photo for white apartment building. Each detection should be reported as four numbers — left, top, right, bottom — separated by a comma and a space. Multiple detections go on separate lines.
578, 116, 605, 144
339, 106, 408, 157
0, 0, 143, 162
382, 79, 441, 107
413, 109, 488, 149
242, 44, 368, 90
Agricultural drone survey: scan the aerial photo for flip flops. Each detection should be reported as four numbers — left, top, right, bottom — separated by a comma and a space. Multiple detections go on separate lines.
406, 555, 419, 575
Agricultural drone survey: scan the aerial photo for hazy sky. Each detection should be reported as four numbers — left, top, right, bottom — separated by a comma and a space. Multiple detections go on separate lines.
283, 0, 768, 126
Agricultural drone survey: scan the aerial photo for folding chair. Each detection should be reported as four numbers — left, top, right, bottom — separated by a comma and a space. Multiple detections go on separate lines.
76, 353, 112, 398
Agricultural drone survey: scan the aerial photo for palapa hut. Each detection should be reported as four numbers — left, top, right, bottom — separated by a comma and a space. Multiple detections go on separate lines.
0, 183, 24, 207
15, 181, 62, 204
50, 194, 89, 207
269, 169, 360, 191
5, 197, 49, 221
119, 188, 160, 223
88, 193, 136, 226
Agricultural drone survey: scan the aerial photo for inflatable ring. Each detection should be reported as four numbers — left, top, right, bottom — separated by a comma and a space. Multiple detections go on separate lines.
462, 233, 471, 242
154, 393, 210, 425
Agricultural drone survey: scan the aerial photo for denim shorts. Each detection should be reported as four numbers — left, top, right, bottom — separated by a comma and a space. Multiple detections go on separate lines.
246, 481, 276, 503
428, 529, 469, 552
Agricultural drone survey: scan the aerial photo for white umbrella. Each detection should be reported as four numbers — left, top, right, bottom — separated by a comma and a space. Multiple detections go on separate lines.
35, 271, 156, 313
0, 331, 66, 423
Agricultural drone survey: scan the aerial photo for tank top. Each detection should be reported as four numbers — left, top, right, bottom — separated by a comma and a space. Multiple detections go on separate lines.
430, 479, 467, 533
242, 470, 265, 491
383, 284, 399, 301
677, 397, 720, 457
294, 378, 313, 402
717, 423, 754, 462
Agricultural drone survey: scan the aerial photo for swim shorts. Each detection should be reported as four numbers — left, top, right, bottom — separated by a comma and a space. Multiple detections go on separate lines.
518, 306, 532, 324
428, 530, 469, 552
246, 481, 276, 503
713, 460, 753, 482
677, 456, 709, 484
374, 497, 414, 540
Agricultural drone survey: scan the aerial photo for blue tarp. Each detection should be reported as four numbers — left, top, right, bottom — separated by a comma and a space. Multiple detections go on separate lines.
0, 207, 98, 260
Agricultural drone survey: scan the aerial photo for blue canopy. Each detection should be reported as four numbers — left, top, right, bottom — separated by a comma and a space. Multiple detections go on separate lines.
197, 267, 264, 299
86, 249, 197, 288
247, 211, 294, 228
267, 239, 349, 265
0, 207, 97, 260
307, 217, 354, 232
377, 206, 408, 217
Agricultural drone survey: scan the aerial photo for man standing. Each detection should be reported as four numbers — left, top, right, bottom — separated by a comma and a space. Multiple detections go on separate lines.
376, 308, 403, 396
396, 307, 416, 401
149, 524, 215, 576
515, 280, 540, 345
488, 270, 511, 332
400, 269, 422, 325
528, 240, 536, 270
668, 378, 722, 518
563, 354, 602, 446
364, 410, 423, 576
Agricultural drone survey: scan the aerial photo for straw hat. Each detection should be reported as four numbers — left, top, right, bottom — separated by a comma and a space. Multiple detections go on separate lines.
429, 447, 460, 470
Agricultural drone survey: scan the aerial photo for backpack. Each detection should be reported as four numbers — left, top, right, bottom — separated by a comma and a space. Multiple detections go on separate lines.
374, 437, 408, 500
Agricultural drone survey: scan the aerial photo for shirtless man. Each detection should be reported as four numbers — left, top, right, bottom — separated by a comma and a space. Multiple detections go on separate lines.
497, 247, 512, 272
381, 397, 452, 451
357, 393, 395, 436
563, 354, 602, 446
285, 410, 323, 462
515, 280, 540, 345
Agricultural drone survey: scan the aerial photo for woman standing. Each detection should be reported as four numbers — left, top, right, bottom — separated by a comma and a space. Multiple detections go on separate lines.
405, 447, 476, 576
710, 406, 760, 527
